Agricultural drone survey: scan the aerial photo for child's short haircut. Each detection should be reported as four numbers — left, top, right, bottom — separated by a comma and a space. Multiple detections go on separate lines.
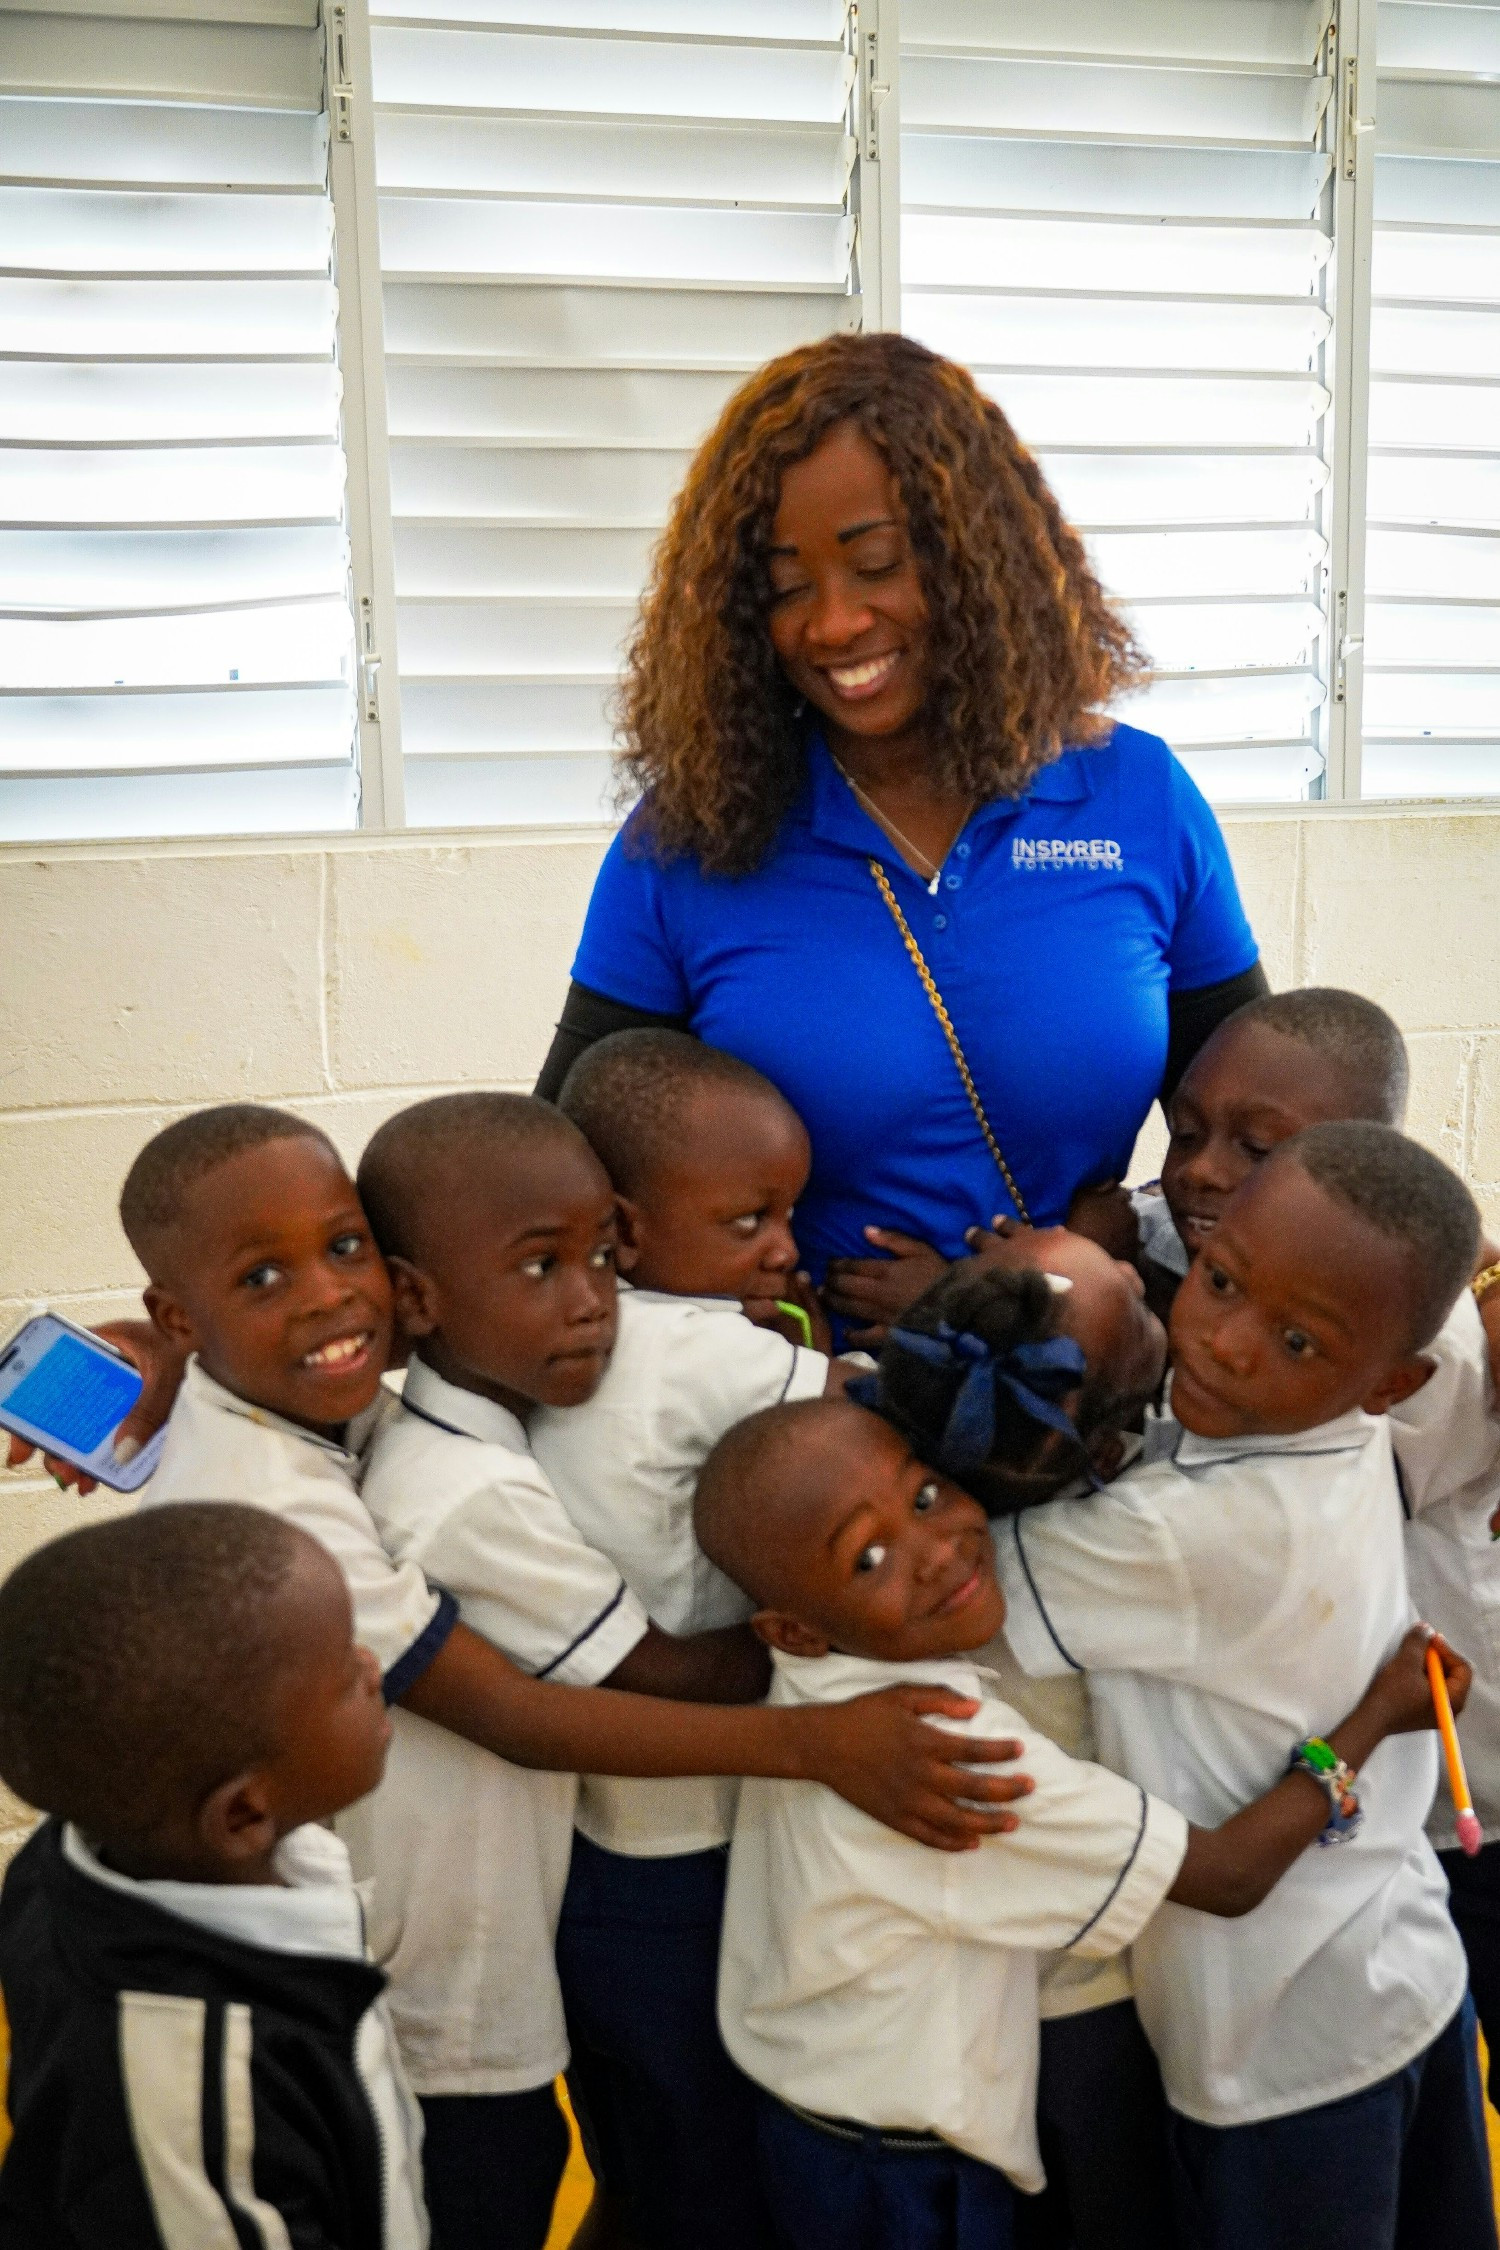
558, 1030, 796, 1195
1279, 1120, 1478, 1348
0, 1504, 314, 1839
694, 1397, 825, 1607
358, 1090, 587, 1263
121, 1103, 333, 1268
1224, 988, 1409, 1124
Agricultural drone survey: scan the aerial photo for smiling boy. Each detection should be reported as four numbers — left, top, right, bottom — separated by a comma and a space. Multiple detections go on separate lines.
696, 1397, 1465, 2250
997, 1122, 1496, 2250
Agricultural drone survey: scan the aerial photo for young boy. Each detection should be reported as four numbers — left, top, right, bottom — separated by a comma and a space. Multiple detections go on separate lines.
692, 1394, 1465, 2250
0, 1502, 423, 2249
995, 1123, 1496, 2250
1092, 988, 1500, 2111
539, 1032, 859, 2247
123, 1103, 1034, 2250
354, 1089, 784, 2250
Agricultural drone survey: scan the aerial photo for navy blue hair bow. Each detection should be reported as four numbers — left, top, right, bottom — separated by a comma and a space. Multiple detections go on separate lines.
849, 1320, 1088, 1477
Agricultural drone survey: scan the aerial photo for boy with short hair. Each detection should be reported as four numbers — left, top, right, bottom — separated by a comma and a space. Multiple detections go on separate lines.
995, 1123, 1496, 2249
124, 1101, 1034, 2250
541, 1031, 859, 2246
694, 1394, 1465, 2250
0, 1502, 423, 2249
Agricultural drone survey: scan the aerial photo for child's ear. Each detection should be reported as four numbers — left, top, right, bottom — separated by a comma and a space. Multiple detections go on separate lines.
1363, 1353, 1435, 1417
197, 1768, 278, 1867
387, 1256, 440, 1339
613, 1196, 641, 1276
752, 1609, 831, 1660
143, 1283, 197, 1354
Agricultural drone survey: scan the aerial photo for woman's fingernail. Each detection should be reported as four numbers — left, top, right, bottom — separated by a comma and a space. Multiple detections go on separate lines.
113, 1435, 140, 1464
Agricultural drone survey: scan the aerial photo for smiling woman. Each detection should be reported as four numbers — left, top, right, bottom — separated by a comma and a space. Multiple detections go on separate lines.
536, 334, 1268, 1335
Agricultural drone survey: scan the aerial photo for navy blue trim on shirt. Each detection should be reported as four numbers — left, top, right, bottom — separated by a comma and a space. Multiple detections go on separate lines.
776, 1343, 803, 1404
382, 1587, 459, 1704
1395, 1454, 1412, 1522
401, 1396, 472, 1441
1008, 1513, 1084, 1673
1066, 1786, 1152, 1950
536, 1582, 631, 1682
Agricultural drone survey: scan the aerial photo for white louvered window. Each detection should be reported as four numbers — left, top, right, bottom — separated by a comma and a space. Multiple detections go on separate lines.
1361, 0, 1500, 799
0, 0, 358, 842
367, 0, 864, 828
898, 0, 1338, 804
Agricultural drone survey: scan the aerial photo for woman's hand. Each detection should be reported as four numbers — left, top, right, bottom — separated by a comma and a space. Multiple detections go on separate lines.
745, 1269, 833, 1356
3, 1318, 186, 1495
797, 1684, 1034, 1851
822, 1228, 949, 1349
1360, 1625, 1472, 1737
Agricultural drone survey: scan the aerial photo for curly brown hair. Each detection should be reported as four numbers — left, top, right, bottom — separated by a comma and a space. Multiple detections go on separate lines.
615, 330, 1146, 876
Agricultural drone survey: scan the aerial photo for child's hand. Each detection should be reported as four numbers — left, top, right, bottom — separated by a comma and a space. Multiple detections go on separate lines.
1066, 1179, 1142, 1266
1362, 1625, 1473, 1736
822, 1229, 949, 1349
745, 1270, 833, 1356
3, 1318, 185, 1495
800, 1685, 1034, 1851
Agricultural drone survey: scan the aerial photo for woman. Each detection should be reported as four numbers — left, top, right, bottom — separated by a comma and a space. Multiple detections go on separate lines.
537, 331, 1266, 1332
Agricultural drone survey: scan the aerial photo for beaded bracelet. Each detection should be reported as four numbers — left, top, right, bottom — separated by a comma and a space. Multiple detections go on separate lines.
1289, 1738, 1363, 1846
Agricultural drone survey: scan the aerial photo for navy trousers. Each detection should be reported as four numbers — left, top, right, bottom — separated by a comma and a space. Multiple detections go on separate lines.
554, 1832, 774, 2250
756, 2092, 1017, 2250
1443, 1843, 1500, 2109
418, 2083, 570, 2250
1167, 1995, 1497, 2250
1015, 1999, 1177, 2250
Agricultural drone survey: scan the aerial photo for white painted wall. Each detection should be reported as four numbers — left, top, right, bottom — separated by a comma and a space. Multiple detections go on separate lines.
1, 800, 1497, 1824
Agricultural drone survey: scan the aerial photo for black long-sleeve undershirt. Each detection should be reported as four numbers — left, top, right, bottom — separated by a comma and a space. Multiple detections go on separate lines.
534, 960, 1270, 1109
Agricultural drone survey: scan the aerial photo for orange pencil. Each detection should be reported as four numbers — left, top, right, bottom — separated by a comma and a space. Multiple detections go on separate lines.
1427, 1640, 1482, 1857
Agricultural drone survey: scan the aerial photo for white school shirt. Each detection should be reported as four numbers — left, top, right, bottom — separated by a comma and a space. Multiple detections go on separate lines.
64, 1822, 428, 2250
531, 1285, 828, 1857
350, 1357, 650, 2094
718, 1650, 1187, 2191
140, 1358, 451, 1692
1390, 1290, 1500, 1846
998, 1406, 1467, 2127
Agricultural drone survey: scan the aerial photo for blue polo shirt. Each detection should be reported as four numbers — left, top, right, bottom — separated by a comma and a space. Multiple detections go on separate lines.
572, 722, 1258, 1277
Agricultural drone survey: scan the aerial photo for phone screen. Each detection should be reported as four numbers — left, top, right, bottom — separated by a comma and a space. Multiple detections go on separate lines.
5, 1331, 141, 1457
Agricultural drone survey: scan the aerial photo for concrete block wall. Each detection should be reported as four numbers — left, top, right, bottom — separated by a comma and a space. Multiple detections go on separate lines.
1, 802, 1497, 1747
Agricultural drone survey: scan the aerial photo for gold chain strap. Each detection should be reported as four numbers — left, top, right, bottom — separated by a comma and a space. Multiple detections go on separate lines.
865, 858, 1032, 1227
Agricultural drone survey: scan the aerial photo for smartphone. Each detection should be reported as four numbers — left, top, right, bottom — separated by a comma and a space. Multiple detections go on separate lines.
0, 1312, 166, 1492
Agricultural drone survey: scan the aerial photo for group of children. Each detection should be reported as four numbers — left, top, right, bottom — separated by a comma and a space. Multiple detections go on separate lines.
1, 987, 1499, 2250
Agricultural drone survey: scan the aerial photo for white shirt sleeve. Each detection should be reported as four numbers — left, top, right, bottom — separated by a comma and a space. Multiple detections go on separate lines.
1391, 1290, 1500, 1518
272, 1464, 452, 1687
414, 1463, 651, 1688
839, 1721, 1188, 1958
997, 1481, 1201, 1681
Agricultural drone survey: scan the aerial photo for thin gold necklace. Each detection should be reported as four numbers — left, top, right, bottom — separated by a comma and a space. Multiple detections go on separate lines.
829, 752, 972, 894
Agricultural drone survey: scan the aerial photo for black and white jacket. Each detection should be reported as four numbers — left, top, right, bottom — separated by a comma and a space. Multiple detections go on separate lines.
0, 1819, 427, 2249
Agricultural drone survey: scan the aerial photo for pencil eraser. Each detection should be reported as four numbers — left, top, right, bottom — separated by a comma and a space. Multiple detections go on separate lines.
1456, 1809, 1483, 1858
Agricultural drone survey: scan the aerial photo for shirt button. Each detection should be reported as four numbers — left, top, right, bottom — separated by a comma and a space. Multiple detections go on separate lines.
945, 873, 961, 890
933, 913, 948, 930
956, 842, 971, 858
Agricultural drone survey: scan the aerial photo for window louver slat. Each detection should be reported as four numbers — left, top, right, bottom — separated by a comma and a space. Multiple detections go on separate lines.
372, 0, 861, 830
1363, 0, 1500, 799
900, 0, 1337, 804
0, 1, 359, 842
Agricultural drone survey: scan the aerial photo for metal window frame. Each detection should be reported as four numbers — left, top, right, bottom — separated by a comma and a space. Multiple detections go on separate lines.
324, 0, 405, 827
1320, 0, 1378, 801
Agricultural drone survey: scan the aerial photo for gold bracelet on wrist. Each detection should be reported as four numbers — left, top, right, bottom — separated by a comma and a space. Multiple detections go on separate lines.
1472, 1260, 1500, 1307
